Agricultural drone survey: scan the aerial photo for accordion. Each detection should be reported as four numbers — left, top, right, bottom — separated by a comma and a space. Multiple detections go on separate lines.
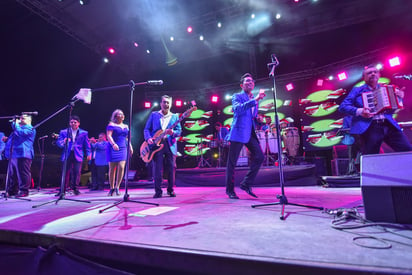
362, 85, 403, 114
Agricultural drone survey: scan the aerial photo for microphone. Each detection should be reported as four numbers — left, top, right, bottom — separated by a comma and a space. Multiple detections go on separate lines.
22, 111, 38, 116
394, 74, 412, 80
146, 80, 164, 85
38, 135, 48, 140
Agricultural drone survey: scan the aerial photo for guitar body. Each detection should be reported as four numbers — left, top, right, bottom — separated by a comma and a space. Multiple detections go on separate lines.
140, 129, 164, 163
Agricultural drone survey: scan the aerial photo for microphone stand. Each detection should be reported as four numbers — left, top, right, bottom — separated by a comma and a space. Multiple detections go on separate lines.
96, 80, 159, 213
0, 115, 31, 201
35, 136, 46, 191
33, 100, 91, 208
251, 55, 323, 220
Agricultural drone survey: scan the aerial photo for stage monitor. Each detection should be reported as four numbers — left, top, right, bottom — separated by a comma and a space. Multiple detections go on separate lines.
361, 152, 412, 224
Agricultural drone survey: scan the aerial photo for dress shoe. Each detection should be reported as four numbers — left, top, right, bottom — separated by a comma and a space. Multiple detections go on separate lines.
72, 189, 81, 196
153, 192, 162, 198
108, 189, 114, 196
240, 184, 258, 198
115, 188, 120, 196
167, 191, 176, 197
226, 191, 239, 199
16, 191, 29, 198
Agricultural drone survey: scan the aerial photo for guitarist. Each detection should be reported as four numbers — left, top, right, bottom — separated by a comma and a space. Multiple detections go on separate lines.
143, 95, 182, 198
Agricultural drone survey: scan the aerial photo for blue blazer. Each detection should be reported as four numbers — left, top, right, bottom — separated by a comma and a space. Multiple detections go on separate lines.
143, 111, 182, 156
338, 84, 401, 135
227, 91, 259, 143
57, 128, 91, 162
4, 123, 36, 159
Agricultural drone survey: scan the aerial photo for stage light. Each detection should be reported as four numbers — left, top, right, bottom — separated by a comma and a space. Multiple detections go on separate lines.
217, 22, 222, 28
317, 79, 324, 86
388, 56, 401, 67
376, 63, 383, 70
275, 13, 281, 20
144, 102, 151, 108
225, 94, 231, 100
328, 75, 334, 80
133, 42, 139, 47
176, 100, 182, 107
170, 36, 174, 41
199, 35, 204, 41
286, 83, 294, 91
337, 72, 347, 81
251, 13, 255, 19
187, 26, 193, 33
153, 102, 159, 107
108, 47, 115, 54
211, 95, 219, 103
79, 0, 89, 5
146, 49, 150, 54
103, 57, 109, 63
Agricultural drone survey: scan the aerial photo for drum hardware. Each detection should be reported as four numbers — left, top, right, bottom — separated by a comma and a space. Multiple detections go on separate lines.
195, 135, 212, 168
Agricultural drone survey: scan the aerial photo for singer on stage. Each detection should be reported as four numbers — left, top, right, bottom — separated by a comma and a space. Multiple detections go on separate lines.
339, 66, 412, 154
225, 73, 265, 199
144, 95, 181, 198
4, 114, 36, 197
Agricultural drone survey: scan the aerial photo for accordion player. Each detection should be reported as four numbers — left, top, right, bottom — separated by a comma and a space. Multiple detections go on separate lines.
361, 85, 403, 114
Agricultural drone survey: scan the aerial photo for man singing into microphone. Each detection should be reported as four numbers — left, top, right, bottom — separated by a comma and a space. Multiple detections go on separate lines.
4, 114, 36, 197
225, 73, 266, 199
339, 65, 412, 155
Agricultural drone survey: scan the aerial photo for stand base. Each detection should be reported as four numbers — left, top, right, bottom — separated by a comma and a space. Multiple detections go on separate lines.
32, 193, 90, 208
251, 194, 323, 220
1, 192, 32, 201
99, 193, 159, 213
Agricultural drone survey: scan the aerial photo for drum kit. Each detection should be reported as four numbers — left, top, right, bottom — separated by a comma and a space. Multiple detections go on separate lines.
191, 134, 230, 168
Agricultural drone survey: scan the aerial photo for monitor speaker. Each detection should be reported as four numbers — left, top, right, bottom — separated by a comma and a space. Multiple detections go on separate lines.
361, 152, 412, 224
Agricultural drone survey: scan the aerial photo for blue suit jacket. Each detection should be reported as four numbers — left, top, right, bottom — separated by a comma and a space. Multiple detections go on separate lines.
4, 124, 36, 159
57, 128, 91, 162
227, 91, 259, 143
143, 111, 182, 156
338, 84, 401, 135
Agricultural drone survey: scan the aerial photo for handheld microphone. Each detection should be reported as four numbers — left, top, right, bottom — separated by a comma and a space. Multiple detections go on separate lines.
394, 74, 412, 80
146, 80, 164, 85
38, 135, 48, 140
22, 111, 38, 116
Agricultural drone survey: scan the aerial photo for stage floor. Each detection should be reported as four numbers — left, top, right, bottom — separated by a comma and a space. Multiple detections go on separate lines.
0, 185, 411, 274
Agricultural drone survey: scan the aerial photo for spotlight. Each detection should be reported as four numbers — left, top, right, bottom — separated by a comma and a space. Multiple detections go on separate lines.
199, 35, 204, 41
133, 42, 139, 47
217, 22, 222, 28
108, 47, 115, 54
144, 102, 151, 109
211, 95, 219, 103
187, 26, 193, 33
286, 83, 294, 91
175, 100, 182, 107
79, 0, 90, 5
103, 57, 109, 63
388, 56, 401, 67
275, 13, 281, 20
170, 36, 174, 41
337, 72, 347, 81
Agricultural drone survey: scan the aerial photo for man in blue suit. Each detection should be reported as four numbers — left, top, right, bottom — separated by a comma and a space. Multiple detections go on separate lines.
225, 73, 266, 199
144, 95, 182, 198
57, 115, 91, 195
4, 114, 36, 197
339, 66, 412, 155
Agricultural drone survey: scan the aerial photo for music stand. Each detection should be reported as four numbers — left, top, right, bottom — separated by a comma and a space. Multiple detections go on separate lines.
33, 100, 91, 208
251, 55, 323, 220
0, 115, 31, 201
97, 80, 159, 214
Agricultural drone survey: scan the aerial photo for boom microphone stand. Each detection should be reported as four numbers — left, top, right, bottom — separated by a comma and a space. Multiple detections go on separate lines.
33, 100, 91, 208
97, 80, 159, 213
251, 55, 323, 220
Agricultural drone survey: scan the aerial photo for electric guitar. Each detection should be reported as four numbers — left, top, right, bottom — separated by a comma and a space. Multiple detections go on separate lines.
140, 106, 197, 163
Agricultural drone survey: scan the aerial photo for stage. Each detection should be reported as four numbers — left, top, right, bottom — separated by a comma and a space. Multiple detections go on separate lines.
1, 182, 411, 274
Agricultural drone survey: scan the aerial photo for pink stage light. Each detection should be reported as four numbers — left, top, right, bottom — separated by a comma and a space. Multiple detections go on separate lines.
286, 83, 294, 91
144, 102, 151, 108
108, 47, 116, 54
337, 72, 347, 81
388, 56, 401, 67
187, 26, 193, 33
175, 100, 183, 107
211, 95, 219, 103
317, 79, 324, 86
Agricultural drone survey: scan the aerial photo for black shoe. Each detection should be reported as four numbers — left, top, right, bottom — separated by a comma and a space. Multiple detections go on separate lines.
108, 189, 114, 196
226, 191, 239, 199
167, 191, 176, 197
240, 184, 258, 198
153, 192, 162, 198
16, 191, 29, 198
73, 189, 81, 196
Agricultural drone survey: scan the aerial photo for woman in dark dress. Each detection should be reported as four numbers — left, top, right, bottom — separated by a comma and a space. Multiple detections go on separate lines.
106, 109, 133, 196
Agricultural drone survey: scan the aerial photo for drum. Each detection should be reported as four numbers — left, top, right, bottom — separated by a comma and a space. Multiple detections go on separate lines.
256, 130, 278, 154
281, 127, 300, 157
210, 140, 218, 148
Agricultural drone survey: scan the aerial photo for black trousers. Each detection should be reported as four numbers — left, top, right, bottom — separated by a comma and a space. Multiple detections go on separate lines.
63, 151, 82, 191
152, 141, 175, 194
7, 157, 32, 194
225, 134, 264, 192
